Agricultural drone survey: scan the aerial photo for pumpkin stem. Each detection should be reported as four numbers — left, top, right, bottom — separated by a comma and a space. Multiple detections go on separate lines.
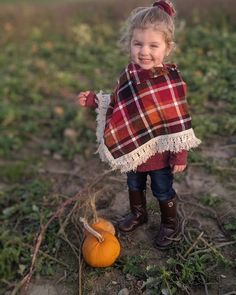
80, 217, 104, 243
90, 194, 98, 223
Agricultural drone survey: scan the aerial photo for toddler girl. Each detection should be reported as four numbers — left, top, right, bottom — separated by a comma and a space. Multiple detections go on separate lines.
77, 0, 201, 249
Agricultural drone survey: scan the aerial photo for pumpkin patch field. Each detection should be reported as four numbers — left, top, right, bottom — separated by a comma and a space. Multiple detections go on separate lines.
0, 0, 236, 294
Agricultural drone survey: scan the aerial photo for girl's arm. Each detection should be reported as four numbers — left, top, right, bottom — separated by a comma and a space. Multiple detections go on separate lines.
169, 150, 188, 173
75, 91, 98, 109
76, 78, 119, 120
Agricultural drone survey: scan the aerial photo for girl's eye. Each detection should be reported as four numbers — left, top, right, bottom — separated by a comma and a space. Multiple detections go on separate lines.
151, 45, 159, 48
134, 43, 141, 47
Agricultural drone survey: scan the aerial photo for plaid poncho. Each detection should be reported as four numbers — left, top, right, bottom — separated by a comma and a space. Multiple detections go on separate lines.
96, 63, 201, 173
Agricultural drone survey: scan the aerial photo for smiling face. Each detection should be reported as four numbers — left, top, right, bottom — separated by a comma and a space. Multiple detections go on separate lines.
130, 27, 171, 70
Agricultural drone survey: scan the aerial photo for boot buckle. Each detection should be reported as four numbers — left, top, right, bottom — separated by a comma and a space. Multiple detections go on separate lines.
168, 201, 174, 208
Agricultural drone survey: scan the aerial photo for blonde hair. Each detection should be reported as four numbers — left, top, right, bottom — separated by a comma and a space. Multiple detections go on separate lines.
120, 1, 176, 53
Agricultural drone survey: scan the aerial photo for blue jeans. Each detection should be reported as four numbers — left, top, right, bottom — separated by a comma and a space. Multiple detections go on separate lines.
127, 167, 176, 202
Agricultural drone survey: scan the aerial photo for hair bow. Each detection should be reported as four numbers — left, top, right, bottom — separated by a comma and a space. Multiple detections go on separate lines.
153, 1, 175, 17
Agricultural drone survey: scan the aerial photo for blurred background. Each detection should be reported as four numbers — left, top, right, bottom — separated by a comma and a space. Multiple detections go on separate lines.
0, 0, 236, 294
0, 0, 235, 159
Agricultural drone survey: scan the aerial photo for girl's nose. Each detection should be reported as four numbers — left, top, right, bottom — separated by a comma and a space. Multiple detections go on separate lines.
140, 46, 149, 55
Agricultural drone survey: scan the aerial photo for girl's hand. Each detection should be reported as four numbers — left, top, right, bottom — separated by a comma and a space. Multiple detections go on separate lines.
75, 91, 91, 107
171, 164, 187, 174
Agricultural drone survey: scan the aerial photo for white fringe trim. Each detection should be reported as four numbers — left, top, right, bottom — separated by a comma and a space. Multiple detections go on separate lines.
95, 91, 201, 173
95, 91, 111, 143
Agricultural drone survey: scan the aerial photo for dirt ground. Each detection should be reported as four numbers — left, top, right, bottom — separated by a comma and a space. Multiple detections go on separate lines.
24, 135, 236, 295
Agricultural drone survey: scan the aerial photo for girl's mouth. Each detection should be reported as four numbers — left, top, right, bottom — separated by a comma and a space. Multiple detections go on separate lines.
139, 59, 152, 64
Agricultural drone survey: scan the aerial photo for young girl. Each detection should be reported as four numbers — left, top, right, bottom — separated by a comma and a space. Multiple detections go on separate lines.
76, 0, 201, 249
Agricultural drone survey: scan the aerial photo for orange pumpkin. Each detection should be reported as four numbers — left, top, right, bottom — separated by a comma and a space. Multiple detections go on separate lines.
80, 218, 120, 268
90, 217, 116, 235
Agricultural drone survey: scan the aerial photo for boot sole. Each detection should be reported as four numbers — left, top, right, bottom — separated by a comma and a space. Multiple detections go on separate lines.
118, 219, 148, 233
155, 233, 181, 250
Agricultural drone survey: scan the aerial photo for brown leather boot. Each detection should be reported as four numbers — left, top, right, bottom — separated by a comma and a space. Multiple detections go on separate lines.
118, 190, 148, 232
155, 196, 180, 249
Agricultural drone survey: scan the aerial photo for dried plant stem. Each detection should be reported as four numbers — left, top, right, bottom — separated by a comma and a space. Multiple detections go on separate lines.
215, 240, 236, 248
80, 217, 104, 242
188, 240, 236, 258
199, 236, 225, 260
58, 200, 82, 236
23, 242, 69, 268
11, 276, 29, 295
200, 274, 209, 295
58, 223, 83, 295
78, 253, 84, 295
90, 192, 98, 223
184, 231, 204, 258
59, 232, 81, 261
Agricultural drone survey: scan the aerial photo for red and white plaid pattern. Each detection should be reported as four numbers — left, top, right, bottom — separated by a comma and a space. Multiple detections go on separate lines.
95, 63, 201, 172
103, 63, 192, 159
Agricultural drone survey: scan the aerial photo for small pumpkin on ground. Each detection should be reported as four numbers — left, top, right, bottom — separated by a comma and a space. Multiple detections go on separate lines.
80, 218, 120, 268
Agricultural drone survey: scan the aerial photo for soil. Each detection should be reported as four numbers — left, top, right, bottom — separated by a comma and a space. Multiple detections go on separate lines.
26, 137, 236, 294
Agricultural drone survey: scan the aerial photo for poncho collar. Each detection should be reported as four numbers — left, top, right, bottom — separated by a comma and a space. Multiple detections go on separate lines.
127, 62, 175, 85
